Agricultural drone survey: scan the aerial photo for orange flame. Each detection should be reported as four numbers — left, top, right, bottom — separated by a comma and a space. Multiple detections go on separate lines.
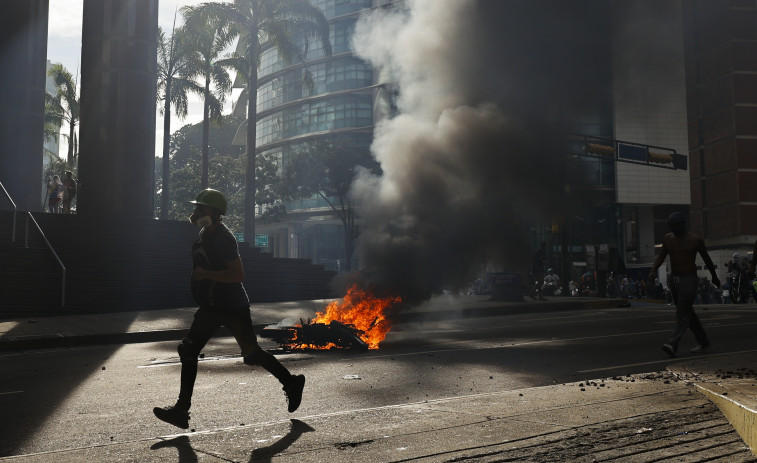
311, 284, 401, 349
289, 328, 338, 351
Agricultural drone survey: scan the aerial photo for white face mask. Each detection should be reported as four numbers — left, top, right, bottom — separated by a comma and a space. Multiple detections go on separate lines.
194, 215, 213, 229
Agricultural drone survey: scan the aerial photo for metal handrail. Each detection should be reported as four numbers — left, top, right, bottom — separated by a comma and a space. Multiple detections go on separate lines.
25, 212, 66, 308
0, 181, 17, 242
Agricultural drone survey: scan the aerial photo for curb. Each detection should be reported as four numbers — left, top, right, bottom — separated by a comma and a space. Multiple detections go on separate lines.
0, 326, 270, 352
0, 298, 628, 353
694, 382, 757, 458
393, 298, 628, 323
0, 329, 188, 352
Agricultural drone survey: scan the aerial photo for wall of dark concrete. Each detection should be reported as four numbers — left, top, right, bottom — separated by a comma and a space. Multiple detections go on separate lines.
0, 1, 49, 212
78, 0, 158, 218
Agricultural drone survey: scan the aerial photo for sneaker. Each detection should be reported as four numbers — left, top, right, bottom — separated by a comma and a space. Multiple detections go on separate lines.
690, 344, 710, 354
661, 344, 676, 358
283, 374, 305, 413
153, 405, 190, 429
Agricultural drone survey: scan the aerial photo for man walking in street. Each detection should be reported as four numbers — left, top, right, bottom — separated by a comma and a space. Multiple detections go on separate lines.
649, 212, 719, 358
153, 189, 305, 429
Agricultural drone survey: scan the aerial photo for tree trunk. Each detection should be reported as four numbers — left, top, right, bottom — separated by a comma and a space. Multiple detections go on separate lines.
68, 120, 76, 165
201, 76, 210, 189
340, 203, 354, 271
160, 81, 172, 220
72, 131, 78, 166
244, 30, 259, 243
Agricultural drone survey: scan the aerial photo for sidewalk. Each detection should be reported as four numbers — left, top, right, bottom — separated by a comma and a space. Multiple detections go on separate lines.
1, 296, 756, 460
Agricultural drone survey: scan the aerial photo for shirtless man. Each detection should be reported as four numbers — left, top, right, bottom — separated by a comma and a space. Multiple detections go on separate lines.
649, 212, 720, 357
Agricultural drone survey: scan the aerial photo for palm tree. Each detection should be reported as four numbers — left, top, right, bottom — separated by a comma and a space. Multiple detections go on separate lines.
180, 7, 235, 189
182, 0, 331, 241
157, 25, 202, 219
46, 63, 79, 165
43, 93, 63, 145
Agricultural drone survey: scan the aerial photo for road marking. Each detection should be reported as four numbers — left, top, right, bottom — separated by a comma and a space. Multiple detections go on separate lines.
137, 321, 757, 366
0, 391, 23, 396
577, 349, 757, 373
365, 321, 757, 360
138, 355, 241, 368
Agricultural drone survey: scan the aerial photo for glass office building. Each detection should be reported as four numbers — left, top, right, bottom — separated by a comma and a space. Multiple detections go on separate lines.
245, 0, 389, 271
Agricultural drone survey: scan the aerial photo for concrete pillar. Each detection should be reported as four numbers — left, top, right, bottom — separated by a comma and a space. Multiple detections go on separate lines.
0, 1, 49, 212
78, 0, 158, 218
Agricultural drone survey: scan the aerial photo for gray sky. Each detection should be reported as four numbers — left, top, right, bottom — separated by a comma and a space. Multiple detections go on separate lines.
47, 0, 237, 160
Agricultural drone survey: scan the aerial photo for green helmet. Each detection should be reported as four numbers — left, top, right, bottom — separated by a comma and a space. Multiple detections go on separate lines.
190, 189, 227, 215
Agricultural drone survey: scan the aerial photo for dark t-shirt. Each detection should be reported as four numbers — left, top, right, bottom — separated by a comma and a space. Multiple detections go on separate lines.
191, 223, 249, 309
63, 178, 76, 197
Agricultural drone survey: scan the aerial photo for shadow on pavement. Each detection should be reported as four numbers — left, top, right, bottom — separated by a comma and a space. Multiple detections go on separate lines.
150, 435, 198, 462
0, 314, 139, 457
249, 419, 315, 462
147, 419, 314, 462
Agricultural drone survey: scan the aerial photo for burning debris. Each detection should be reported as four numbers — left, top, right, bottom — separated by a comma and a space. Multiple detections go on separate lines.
260, 285, 402, 351
261, 319, 370, 351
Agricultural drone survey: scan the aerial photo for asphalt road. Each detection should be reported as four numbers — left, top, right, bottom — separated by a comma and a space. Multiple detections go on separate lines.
1, 301, 756, 460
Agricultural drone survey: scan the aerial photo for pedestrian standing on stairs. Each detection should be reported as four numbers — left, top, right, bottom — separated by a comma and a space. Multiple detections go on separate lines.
153, 188, 306, 429
61, 171, 77, 214
47, 175, 63, 213
648, 212, 719, 358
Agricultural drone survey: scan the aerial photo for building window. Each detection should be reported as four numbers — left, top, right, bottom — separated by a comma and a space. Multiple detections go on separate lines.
256, 94, 373, 147
257, 58, 373, 111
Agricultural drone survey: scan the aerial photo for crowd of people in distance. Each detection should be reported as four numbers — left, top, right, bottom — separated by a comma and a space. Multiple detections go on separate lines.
46, 171, 77, 213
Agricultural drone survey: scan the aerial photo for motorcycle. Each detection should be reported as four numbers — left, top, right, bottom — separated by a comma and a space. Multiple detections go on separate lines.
568, 281, 579, 297
543, 280, 562, 296
727, 270, 752, 304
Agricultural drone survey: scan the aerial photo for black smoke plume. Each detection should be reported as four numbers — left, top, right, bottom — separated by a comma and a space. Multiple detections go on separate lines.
349, 0, 612, 304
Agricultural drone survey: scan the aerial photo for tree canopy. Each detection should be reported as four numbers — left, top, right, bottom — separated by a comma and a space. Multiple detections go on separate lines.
180, 0, 332, 240
45, 63, 79, 166
155, 113, 285, 234
279, 138, 380, 269
157, 25, 204, 219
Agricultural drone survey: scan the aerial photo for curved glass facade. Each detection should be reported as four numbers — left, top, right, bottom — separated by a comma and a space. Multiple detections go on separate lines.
310, 0, 373, 18
257, 57, 373, 112
256, 93, 372, 146
254, 0, 381, 270
259, 16, 363, 79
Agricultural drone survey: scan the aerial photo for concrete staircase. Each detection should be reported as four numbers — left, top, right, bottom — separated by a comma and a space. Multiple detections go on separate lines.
0, 210, 337, 318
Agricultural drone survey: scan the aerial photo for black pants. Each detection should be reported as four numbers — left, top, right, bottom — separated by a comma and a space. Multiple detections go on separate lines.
666, 275, 709, 352
176, 306, 292, 410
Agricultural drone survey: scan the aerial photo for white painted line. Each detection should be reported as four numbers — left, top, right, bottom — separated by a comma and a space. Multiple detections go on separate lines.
0, 391, 23, 396
365, 330, 673, 359
138, 355, 240, 369
578, 349, 757, 373
155, 382, 682, 441
366, 321, 757, 360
